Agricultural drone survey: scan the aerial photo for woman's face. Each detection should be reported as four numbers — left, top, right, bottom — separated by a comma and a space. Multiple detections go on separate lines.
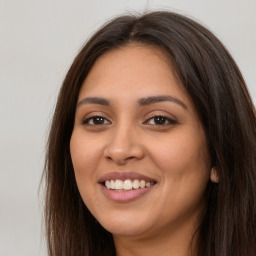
70, 44, 212, 239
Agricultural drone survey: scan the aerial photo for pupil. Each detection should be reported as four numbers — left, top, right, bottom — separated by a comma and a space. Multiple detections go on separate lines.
94, 117, 104, 124
155, 116, 165, 124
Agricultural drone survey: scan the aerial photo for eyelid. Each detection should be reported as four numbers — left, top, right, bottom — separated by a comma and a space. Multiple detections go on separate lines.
79, 111, 177, 127
81, 113, 111, 125
144, 114, 177, 126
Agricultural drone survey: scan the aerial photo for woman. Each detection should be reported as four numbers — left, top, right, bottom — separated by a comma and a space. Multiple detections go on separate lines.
44, 11, 256, 256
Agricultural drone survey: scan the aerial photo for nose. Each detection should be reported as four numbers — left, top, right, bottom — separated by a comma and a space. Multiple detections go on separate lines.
104, 123, 145, 165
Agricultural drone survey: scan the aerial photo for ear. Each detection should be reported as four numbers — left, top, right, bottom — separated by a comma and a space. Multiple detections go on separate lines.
210, 167, 219, 183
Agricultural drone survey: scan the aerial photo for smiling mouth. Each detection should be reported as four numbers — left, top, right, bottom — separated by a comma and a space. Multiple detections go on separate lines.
99, 172, 157, 202
104, 179, 156, 191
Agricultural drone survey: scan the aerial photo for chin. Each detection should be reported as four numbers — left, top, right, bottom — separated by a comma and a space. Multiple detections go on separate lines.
97, 212, 153, 238
104, 224, 149, 238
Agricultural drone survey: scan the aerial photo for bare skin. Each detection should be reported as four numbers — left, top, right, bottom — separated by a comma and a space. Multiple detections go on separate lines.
70, 44, 214, 256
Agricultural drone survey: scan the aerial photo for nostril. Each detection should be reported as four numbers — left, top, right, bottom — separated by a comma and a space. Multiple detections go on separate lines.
125, 156, 136, 161
103, 137, 145, 164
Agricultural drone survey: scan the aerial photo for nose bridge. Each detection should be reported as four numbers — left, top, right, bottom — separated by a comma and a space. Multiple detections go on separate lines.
104, 119, 144, 163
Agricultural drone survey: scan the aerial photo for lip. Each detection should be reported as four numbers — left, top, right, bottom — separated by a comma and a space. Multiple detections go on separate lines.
98, 172, 157, 202
100, 185, 154, 202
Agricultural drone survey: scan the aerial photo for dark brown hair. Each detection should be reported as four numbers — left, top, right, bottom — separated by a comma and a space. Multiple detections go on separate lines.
44, 11, 256, 256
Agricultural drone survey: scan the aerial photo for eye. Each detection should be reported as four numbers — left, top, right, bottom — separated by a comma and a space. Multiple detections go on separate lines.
145, 115, 177, 126
82, 116, 111, 126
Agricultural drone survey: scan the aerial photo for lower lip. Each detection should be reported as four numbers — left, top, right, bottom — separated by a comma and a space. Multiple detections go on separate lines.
100, 185, 154, 202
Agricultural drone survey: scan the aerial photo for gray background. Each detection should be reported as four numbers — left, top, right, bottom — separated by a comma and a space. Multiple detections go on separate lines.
0, 1, 255, 255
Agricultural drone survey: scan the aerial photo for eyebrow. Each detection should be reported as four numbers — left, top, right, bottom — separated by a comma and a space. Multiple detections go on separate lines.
77, 95, 187, 109
77, 97, 110, 107
138, 95, 187, 109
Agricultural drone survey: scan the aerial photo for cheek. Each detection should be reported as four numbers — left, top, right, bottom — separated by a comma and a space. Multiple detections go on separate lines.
70, 132, 101, 197
150, 137, 206, 169
148, 130, 211, 190
70, 131, 103, 174
70, 132, 103, 210
150, 134, 210, 218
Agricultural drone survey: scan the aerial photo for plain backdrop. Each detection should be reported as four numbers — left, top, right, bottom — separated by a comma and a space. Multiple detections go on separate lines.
0, 1, 255, 255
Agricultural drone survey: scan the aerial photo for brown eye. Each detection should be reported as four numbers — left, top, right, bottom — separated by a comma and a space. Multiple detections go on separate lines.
146, 116, 176, 126
82, 116, 110, 125
153, 116, 167, 125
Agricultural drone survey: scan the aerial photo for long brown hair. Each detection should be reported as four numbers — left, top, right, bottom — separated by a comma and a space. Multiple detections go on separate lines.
43, 11, 256, 256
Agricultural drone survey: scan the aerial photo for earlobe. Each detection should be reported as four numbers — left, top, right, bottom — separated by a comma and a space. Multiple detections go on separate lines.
210, 167, 219, 183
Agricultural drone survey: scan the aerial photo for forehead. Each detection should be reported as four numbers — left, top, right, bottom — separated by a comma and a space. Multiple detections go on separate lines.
78, 44, 191, 108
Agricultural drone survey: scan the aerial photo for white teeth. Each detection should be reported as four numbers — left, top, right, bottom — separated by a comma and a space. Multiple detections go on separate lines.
123, 180, 133, 190
104, 179, 154, 190
115, 179, 123, 189
140, 180, 146, 188
105, 180, 111, 189
133, 179, 140, 189
110, 180, 115, 189
146, 182, 151, 187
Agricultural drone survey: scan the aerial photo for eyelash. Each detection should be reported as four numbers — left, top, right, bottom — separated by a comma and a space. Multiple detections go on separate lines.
144, 115, 177, 126
81, 115, 177, 126
81, 115, 111, 126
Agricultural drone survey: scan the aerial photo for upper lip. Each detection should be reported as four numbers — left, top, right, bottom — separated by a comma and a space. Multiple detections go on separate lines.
98, 172, 157, 183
